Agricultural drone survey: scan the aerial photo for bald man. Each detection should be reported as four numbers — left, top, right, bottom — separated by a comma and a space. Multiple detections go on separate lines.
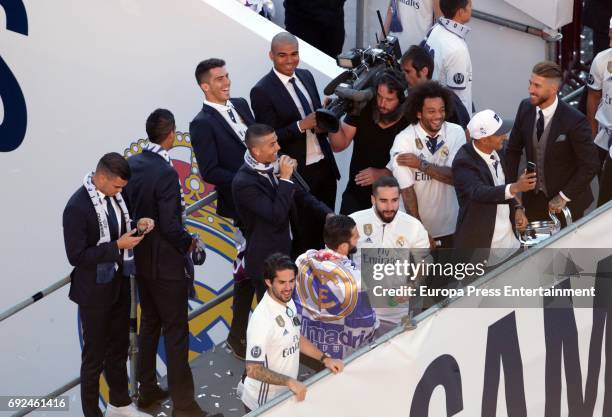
250, 32, 340, 254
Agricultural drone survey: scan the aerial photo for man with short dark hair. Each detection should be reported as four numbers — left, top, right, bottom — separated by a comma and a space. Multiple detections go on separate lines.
401, 45, 470, 128
241, 253, 343, 413
232, 123, 332, 300
506, 61, 600, 222
328, 69, 409, 214
388, 81, 466, 248
453, 110, 535, 264
250, 32, 340, 253
294, 215, 377, 359
350, 176, 429, 332
423, 0, 473, 115
125, 109, 221, 417
63, 153, 154, 417
189, 57, 256, 360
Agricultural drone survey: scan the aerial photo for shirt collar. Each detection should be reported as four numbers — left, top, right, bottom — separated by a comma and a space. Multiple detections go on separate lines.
97, 189, 108, 202
472, 141, 499, 165
204, 98, 232, 112
415, 122, 444, 140
273, 67, 296, 86
537, 95, 558, 119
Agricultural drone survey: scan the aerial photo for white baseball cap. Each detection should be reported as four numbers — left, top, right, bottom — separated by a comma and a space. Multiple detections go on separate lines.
467, 109, 512, 140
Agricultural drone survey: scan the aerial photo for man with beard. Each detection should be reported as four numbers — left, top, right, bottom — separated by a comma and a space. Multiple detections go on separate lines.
294, 215, 377, 359
388, 81, 466, 248
350, 176, 430, 334
241, 253, 343, 413
506, 61, 599, 222
328, 69, 409, 214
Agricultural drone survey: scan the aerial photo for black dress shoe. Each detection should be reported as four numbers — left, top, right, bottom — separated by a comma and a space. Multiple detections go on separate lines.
137, 385, 170, 408
225, 337, 246, 360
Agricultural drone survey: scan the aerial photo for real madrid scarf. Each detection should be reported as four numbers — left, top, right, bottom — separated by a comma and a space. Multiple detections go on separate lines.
83, 172, 136, 282
437, 17, 471, 39
244, 150, 280, 187
143, 142, 187, 222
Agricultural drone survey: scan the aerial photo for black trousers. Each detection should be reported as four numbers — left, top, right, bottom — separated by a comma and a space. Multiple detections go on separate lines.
294, 159, 337, 255
136, 276, 196, 411
228, 278, 255, 346
524, 191, 584, 223
253, 278, 268, 302
285, 13, 345, 58
79, 276, 131, 417
598, 155, 612, 207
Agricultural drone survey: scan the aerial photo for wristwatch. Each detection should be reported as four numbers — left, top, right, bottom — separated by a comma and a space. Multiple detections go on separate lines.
515, 204, 525, 210
319, 352, 331, 363
419, 159, 430, 172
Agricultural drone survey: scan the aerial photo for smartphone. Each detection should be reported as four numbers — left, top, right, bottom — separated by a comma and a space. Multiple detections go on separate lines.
526, 161, 536, 174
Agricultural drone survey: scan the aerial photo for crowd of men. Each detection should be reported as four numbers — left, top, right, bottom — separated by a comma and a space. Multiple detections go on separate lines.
62, 0, 612, 415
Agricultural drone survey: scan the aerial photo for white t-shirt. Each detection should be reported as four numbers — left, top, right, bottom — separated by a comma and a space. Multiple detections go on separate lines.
363, 0, 435, 52
587, 48, 612, 152
388, 122, 465, 238
242, 292, 301, 411
350, 207, 430, 323
423, 19, 473, 115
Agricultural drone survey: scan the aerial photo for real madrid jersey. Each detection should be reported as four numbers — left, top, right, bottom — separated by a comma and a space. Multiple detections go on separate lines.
242, 292, 301, 411
388, 121, 465, 238
423, 19, 473, 115
350, 207, 430, 323
588, 48, 612, 152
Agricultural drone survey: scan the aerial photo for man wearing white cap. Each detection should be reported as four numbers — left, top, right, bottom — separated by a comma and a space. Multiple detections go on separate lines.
587, 17, 612, 206
453, 110, 536, 263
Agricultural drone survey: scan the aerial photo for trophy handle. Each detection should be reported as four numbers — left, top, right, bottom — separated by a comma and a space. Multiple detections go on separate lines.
548, 210, 561, 232
561, 206, 573, 226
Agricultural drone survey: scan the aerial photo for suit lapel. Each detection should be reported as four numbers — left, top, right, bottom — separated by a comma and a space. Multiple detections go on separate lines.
230, 98, 254, 126
523, 103, 537, 158
267, 70, 303, 120
544, 100, 563, 156
246, 167, 277, 199
468, 144, 495, 185
203, 103, 245, 149
295, 70, 320, 110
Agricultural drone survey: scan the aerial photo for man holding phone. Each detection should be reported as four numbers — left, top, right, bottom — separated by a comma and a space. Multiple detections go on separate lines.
453, 110, 535, 263
232, 124, 333, 300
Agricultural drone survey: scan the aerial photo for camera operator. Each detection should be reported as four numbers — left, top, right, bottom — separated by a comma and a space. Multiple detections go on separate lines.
328, 69, 409, 215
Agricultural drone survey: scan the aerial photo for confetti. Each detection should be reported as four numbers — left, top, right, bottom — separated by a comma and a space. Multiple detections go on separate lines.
214, 372, 222, 378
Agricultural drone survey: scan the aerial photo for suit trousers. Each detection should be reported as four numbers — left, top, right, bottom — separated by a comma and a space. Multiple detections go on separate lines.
136, 276, 196, 411
285, 13, 345, 58
524, 191, 584, 224
79, 275, 131, 417
294, 158, 337, 255
598, 155, 612, 207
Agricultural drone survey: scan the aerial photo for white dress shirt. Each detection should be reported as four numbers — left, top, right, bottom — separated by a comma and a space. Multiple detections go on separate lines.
272, 68, 324, 165
203, 98, 248, 144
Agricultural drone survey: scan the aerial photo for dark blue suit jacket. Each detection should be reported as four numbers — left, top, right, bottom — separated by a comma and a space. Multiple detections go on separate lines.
506, 98, 599, 215
124, 151, 192, 281
250, 68, 340, 179
63, 186, 127, 307
452, 143, 517, 249
190, 97, 255, 220
232, 164, 332, 280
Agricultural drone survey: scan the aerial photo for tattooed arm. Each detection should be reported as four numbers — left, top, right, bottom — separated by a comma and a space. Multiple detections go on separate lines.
245, 362, 307, 401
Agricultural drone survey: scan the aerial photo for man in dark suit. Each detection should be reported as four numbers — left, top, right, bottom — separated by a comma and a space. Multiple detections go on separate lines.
124, 109, 221, 417
506, 61, 600, 222
232, 124, 332, 300
189, 58, 255, 359
250, 32, 340, 254
453, 110, 535, 262
63, 153, 154, 417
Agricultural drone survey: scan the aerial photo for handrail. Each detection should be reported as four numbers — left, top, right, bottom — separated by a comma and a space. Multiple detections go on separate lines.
0, 191, 219, 324
561, 85, 585, 103
471, 9, 562, 42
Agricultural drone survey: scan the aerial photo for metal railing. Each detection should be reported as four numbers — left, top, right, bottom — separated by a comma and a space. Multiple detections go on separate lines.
0, 191, 219, 324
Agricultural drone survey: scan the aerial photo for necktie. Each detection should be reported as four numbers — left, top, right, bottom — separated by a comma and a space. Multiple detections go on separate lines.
227, 108, 237, 124
266, 171, 278, 189
105, 196, 119, 241
288, 77, 313, 115
536, 109, 544, 141
426, 136, 438, 155
490, 155, 499, 178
